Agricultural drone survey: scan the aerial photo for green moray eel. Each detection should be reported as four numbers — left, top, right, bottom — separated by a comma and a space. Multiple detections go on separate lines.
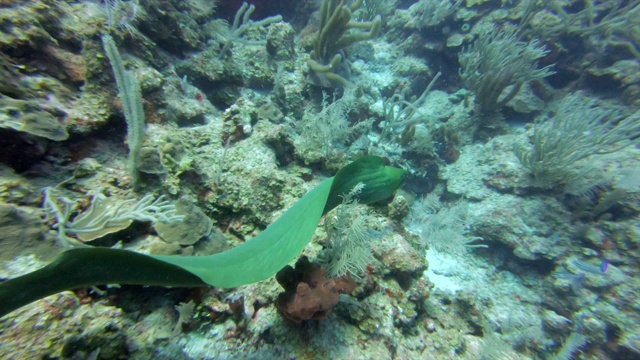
0, 156, 405, 317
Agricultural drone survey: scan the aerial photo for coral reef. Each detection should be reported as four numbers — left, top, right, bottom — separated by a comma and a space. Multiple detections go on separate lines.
1, 0, 639, 359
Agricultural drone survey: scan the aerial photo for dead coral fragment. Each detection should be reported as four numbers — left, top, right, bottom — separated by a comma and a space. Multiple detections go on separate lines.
275, 256, 355, 324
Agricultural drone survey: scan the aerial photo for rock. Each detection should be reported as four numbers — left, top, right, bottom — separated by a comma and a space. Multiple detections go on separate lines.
0, 97, 68, 141
155, 199, 212, 246
541, 310, 572, 333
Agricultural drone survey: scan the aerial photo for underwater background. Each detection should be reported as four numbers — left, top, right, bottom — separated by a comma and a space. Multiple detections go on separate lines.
0, 0, 639, 359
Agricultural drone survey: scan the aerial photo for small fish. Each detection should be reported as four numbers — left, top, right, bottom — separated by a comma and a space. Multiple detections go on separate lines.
601, 259, 609, 273
196, 92, 205, 103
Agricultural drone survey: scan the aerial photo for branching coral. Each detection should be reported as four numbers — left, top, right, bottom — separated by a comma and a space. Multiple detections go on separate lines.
418, 0, 462, 28
103, 0, 140, 35
307, 0, 381, 87
378, 72, 441, 144
295, 90, 361, 160
459, 28, 554, 121
531, 1, 640, 58
218, 2, 282, 58
358, 0, 397, 21
323, 182, 370, 278
514, 94, 640, 188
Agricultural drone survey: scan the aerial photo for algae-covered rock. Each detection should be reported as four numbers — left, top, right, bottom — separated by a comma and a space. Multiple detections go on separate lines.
505, 82, 545, 114
266, 22, 296, 64
373, 233, 426, 284
137, 147, 166, 175
155, 199, 212, 246
137, 0, 207, 55
175, 47, 243, 108
588, 60, 640, 106
0, 204, 51, 261
72, 158, 102, 178
221, 97, 258, 143
0, 165, 37, 204
446, 33, 465, 47
0, 97, 68, 141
